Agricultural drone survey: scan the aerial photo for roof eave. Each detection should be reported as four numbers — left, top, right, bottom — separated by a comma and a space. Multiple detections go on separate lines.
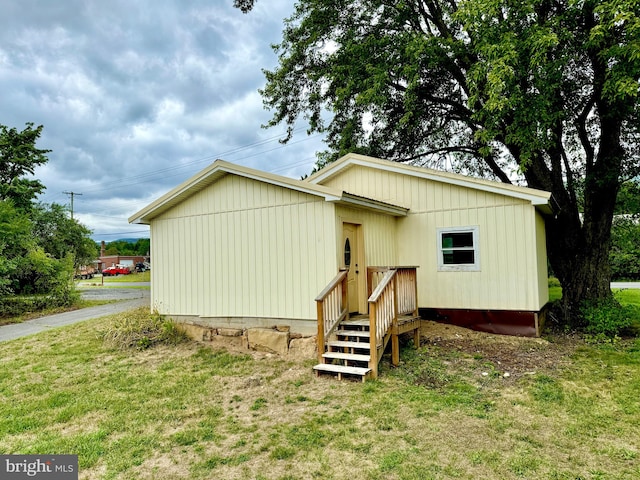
308, 153, 553, 208
128, 159, 345, 224
336, 192, 409, 216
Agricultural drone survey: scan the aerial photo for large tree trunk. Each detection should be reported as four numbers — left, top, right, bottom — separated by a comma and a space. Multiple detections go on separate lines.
546, 210, 614, 325
544, 117, 623, 325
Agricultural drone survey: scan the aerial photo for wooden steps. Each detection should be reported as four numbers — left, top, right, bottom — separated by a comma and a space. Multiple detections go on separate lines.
322, 351, 371, 362
340, 318, 369, 327
314, 315, 373, 381
312, 363, 371, 381
314, 313, 423, 382
335, 329, 370, 337
326, 340, 371, 350
315, 266, 421, 381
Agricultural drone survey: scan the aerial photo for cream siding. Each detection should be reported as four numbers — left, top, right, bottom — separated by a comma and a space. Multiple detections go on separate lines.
150, 174, 337, 321
323, 164, 547, 311
334, 205, 399, 268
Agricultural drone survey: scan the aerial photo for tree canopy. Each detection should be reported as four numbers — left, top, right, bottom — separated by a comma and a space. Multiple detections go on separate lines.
101, 238, 150, 257
0, 123, 95, 309
0, 123, 50, 212
32, 203, 98, 268
253, 0, 640, 322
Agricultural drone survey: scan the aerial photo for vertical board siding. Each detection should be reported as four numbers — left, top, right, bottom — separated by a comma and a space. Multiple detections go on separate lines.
334, 205, 398, 268
397, 203, 542, 310
151, 175, 336, 320
323, 165, 547, 311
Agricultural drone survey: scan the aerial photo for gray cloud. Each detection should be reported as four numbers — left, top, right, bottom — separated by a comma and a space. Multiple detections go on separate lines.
0, 0, 324, 240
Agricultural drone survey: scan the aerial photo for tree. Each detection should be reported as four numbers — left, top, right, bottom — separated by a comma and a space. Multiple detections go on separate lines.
249, 0, 640, 324
31, 203, 98, 268
233, 0, 256, 13
610, 216, 640, 280
0, 200, 32, 294
610, 180, 640, 280
0, 123, 51, 212
615, 180, 640, 215
0, 123, 92, 310
101, 238, 150, 257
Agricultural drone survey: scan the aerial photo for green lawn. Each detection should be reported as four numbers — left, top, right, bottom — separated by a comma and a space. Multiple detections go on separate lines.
617, 288, 640, 307
97, 271, 150, 283
1, 307, 639, 479
548, 281, 640, 306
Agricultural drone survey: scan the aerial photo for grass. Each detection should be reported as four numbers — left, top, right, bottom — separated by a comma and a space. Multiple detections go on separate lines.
76, 271, 150, 286
101, 271, 150, 283
1, 307, 639, 479
617, 288, 640, 307
548, 278, 640, 306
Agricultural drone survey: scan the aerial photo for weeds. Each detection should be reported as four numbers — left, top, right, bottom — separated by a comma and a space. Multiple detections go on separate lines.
100, 307, 188, 350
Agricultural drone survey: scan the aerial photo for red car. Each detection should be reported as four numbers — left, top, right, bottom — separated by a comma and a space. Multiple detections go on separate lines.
102, 265, 131, 276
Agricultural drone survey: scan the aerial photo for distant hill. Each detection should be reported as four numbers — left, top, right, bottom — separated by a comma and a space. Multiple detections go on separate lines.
94, 237, 149, 244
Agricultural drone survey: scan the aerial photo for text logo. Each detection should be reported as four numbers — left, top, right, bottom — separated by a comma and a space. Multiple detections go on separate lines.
0, 455, 78, 479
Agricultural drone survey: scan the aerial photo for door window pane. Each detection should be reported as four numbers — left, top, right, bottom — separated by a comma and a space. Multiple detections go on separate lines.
344, 238, 351, 266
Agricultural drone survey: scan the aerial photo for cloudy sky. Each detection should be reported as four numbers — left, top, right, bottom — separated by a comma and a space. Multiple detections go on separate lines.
1, 0, 326, 241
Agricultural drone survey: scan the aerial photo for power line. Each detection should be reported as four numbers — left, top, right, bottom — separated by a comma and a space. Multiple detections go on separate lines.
78, 127, 313, 195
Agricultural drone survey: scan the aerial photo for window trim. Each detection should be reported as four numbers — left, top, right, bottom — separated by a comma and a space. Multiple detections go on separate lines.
437, 226, 480, 272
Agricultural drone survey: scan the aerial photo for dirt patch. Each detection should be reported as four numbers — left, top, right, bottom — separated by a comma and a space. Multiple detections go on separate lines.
419, 320, 577, 379
188, 319, 581, 380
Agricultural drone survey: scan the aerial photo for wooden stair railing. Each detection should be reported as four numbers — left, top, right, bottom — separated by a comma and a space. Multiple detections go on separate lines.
315, 269, 349, 364
314, 267, 419, 381
368, 267, 419, 379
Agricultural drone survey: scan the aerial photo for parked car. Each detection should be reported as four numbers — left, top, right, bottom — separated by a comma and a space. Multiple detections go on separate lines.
102, 265, 131, 276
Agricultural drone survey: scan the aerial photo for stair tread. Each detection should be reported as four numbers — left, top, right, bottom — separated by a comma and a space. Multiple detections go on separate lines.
313, 364, 371, 375
328, 340, 371, 349
341, 318, 369, 327
322, 352, 371, 362
336, 329, 370, 338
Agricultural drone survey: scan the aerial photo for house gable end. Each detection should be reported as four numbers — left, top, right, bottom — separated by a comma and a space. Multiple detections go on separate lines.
129, 159, 343, 225
154, 173, 327, 221
307, 153, 552, 213
316, 163, 533, 214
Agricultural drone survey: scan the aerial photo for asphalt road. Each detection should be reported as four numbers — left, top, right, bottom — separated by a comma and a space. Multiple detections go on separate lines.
611, 282, 640, 289
0, 286, 150, 343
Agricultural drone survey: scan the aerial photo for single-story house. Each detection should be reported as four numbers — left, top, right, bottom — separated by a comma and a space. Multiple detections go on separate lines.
130, 153, 552, 344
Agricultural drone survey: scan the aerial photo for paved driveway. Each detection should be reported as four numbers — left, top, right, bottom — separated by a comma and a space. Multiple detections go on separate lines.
0, 287, 150, 343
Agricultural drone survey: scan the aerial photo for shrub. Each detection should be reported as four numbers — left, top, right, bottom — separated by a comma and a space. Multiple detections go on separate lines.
0, 295, 52, 317
548, 277, 561, 288
580, 295, 640, 340
101, 308, 189, 350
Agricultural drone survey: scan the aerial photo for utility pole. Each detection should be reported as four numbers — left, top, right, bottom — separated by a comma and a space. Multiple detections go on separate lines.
63, 191, 83, 219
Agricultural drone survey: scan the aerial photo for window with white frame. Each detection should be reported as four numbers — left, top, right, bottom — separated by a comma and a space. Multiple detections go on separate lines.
437, 226, 480, 271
